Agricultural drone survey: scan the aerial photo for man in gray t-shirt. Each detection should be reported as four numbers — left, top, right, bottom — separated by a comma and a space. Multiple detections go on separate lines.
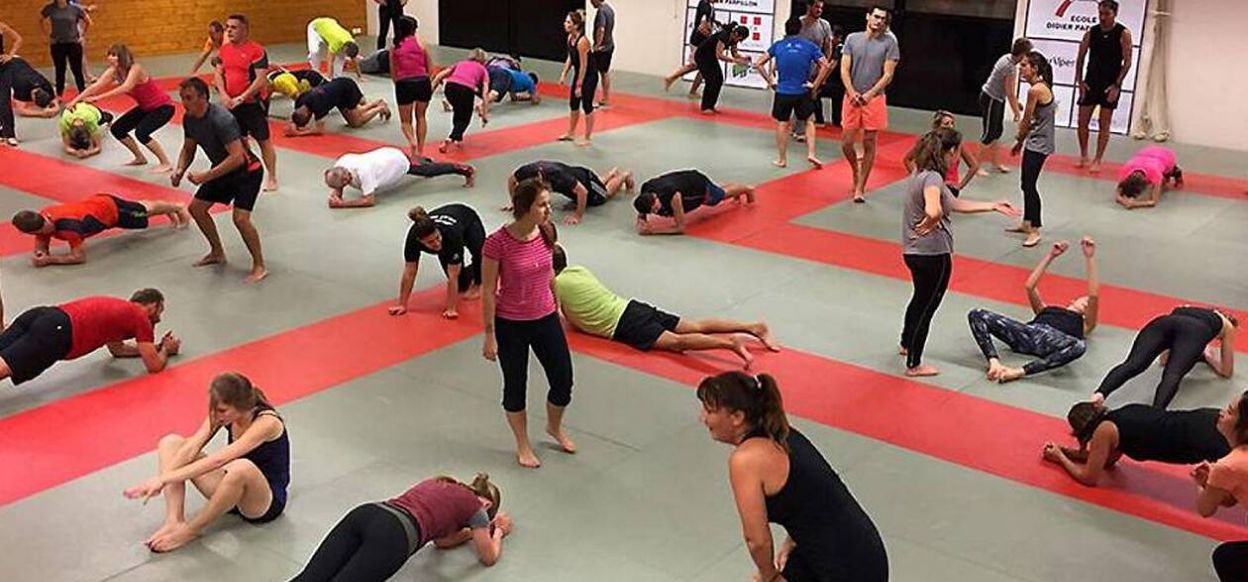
840, 6, 900, 203
590, 0, 615, 107
793, 1, 832, 138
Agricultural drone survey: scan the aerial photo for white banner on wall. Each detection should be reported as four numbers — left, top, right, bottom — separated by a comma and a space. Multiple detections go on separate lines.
1021, 0, 1148, 134
681, 0, 777, 90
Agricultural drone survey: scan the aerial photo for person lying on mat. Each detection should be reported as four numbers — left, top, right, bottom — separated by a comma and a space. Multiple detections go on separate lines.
11, 193, 189, 266
632, 169, 755, 235
1115, 145, 1183, 209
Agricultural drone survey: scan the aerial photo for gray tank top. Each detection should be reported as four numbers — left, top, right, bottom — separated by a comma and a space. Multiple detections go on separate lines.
981, 54, 1014, 101
1025, 94, 1056, 155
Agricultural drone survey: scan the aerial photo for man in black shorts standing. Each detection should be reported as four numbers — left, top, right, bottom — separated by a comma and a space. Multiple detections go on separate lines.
590, 0, 615, 108
508, 160, 633, 225
286, 77, 391, 136
174, 77, 267, 284
214, 14, 278, 191
1074, 0, 1132, 172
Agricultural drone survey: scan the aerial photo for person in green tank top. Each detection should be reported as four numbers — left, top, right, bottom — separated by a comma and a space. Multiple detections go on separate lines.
307, 16, 361, 79
59, 102, 112, 158
552, 245, 779, 368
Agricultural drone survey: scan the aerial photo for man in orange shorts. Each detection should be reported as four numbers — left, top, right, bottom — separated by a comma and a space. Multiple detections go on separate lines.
11, 194, 189, 266
839, 5, 899, 202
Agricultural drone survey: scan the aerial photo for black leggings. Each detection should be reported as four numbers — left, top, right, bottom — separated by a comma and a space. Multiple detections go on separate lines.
1215, 541, 1248, 582
0, 61, 14, 138
444, 82, 475, 142
901, 253, 953, 369
696, 55, 723, 112
1020, 149, 1047, 227
110, 104, 175, 144
408, 159, 473, 180
437, 216, 484, 291
568, 64, 597, 115
1096, 312, 1219, 408
291, 503, 414, 582
496, 312, 573, 413
50, 42, 86, 96
376, 6, 403, 50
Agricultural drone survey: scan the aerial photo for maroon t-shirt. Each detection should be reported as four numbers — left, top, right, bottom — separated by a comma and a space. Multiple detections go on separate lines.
58, 297, 155, 359
388, 479, 490, 545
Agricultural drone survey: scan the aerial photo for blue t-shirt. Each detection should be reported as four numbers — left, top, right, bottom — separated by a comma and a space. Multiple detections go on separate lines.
768, 37, 823, 95
506, 69, 535, 93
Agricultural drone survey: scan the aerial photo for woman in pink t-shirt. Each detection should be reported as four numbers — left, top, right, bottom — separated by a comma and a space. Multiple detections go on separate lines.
389, 16, 433, 157
431, 48, 490, 153
481, 178, 575, 468
1194, 390, 1248, 581
1116, 146, 1183, 209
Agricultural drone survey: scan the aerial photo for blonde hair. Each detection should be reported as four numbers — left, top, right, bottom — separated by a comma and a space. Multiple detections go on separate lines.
468, 48, 488, 63
436, 473, 502, 519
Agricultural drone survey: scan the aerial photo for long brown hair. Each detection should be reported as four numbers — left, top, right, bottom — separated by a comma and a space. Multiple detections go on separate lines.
108, 44, 136, 83
697, 372, 790, 449
567, 10, 586, 35
512, 177, 557, 248
436, 473, 502, 519
208, 372, 273, 428
911, 127, 961, 177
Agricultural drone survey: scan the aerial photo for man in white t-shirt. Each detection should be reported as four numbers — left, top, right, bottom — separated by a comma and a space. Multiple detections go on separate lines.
323, 147, 475, 208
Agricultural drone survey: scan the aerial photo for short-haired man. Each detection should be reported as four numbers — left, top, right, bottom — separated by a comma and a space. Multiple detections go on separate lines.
12, 194, 187, 266
840, 5, 900, 203
756, 16, 832, 169
214, 14, 278, 191
324, 146, 475, 208
1075, 0, 1132, 172
287, 77, 390, 137
978, 37, 1032, 174
589, 0, 615, 108
307, 16, 361, 80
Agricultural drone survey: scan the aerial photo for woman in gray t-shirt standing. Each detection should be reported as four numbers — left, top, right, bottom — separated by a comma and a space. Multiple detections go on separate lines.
1010, 50, 1056, 248
39, 0, 90, 96
901, 128, 1017, 377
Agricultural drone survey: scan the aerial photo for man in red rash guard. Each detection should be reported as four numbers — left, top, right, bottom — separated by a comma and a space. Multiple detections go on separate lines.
12, 194, 189, 266
0, 288, 180, 385
214, 14, 278, 191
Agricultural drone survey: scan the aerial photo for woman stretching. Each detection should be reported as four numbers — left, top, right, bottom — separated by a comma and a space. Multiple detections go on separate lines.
290, 474, 513, 581
1093, 306, 1237, 408
389, 16, 432, 157
431, 49, 489, 153
1042, 400, 1229, 487
124, 372, 289, 552
557, 10, 596, 146
391, 204, 485, 319
901, 127, 1017, 376
1116, 145, 1183, 209
902, 110, 980, 196
968, 237, 1099, 383
68, 44, 175, 172
1194, 391, 1248, 582
694, 22, 751, 115
1009, 50, 1055, 247
663, 0, 718, 98
698, 371, 888, 582
482, 178, 576, 468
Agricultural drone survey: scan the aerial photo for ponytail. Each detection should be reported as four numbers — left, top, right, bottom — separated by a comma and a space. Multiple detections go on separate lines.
1023, 50, 1053, 87
438, 472, 502, 519
696, 372, 790, 450
408, 206, 439, 239
911, 127, 961, 177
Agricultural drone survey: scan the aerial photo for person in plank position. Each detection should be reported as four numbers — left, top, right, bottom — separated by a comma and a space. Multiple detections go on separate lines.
508, 160, 633, 225
323, 146, 475, 208
12, 194, 188, 266
633, 170, 755, 235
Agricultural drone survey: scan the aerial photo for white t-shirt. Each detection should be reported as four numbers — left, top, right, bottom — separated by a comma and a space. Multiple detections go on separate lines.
335, 147, 411, 195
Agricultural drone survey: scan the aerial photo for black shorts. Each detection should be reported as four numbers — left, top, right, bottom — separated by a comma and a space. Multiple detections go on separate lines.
337, 81, 367, 115
0, 307, 73, 385
488, 68, 512, 102
394, 77, 432, 105
194, 165, 264, 212
772, 92, 815, 122
109, 195, 150, 229
978, 90, 1006, 144
231, 102, 271, 140
571, 167, 609, 206
612, 300, 680, 351
1078, 79, 1120, 110
595, 49, 614, 73
230, 494, 286, 524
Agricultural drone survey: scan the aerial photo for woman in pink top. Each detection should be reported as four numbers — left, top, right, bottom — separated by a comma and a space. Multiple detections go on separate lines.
902, 110, 980, 196
431, 48, 490, 153
1116, 146, 1183, 209
68, 44, 175, 172
389, 16, 433, 157
481, 178, 576, 468
1193, 390, 1248, 581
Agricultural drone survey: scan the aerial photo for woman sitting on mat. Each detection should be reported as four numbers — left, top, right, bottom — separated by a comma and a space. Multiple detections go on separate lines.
124, 372, 290, 552
1193, 391, 1248, 582
1116, 145, 1183, 209
290, 474, 511, 581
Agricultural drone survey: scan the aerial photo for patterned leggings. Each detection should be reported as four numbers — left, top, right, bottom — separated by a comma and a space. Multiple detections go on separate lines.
967, 308, 1086, 376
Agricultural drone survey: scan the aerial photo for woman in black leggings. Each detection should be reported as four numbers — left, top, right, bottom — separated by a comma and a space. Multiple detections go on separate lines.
40, 0, 91, 96
291, 473, 512, 582
557, 10, 596, 145
693, 23, 751, 114
1093, 306, 1237, 408
901, 127, 1017, 376
67, 44, 176, 172
1193, 391, 1248, 581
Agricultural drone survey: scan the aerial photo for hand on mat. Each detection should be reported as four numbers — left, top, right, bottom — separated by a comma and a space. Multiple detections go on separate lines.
1049, 241, 1069, 258
1192, 461, 1211, 487
992, 200, 1020, 217
161, 332, 181, 356
492, 512, 513, 536
563, 215, 581, 226
482, 334, 498, 361
388, 304, 407, 316
125, 476, 165, 502
1041, 442, 1064, 463
1080, 236, 1096, 257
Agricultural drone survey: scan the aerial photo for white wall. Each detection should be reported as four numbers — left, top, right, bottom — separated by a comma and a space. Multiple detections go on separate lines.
1164, 0, 1246, 151
366, 0, 440, 46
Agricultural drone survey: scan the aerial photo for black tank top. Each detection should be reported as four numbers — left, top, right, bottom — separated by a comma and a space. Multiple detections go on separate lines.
1106, 404, 1229, 464
568, 34, 596, 81
1086, 23, 1126, 83
227, 405, 291, 505
747, 428, 888, 581
1170, 306, 1224, 340
1029, 306, 1085, 339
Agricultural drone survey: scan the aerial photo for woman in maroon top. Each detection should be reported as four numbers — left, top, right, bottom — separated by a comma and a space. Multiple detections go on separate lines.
291, 473, 512, 581
68, 44, 175, 172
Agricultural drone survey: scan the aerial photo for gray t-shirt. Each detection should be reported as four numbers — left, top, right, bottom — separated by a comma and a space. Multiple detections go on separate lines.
902, 170, 955, 255
183, 103, 243, 166
799, 17, 831, 53
594, 3, 615, 52
843, 31, 900, 93
41, 2, 86, 44
981, 54, 1015, 101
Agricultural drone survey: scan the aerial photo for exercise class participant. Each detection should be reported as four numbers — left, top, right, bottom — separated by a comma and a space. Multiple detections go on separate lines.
1092, 306, 1237, 409
12, 193, 188, 265
1116, 145, 1183, 209
391, 203, 485, 319
374, 0, 406, 50
323, 146, 474, 208
307, 16, 361, 79
288, 77, 391, 136
633, 169, 755, 235
481, 178, 576, 469
3, 55, 60, 137
58, 102, 112, 158
485, 58, 541, 106
266, 67, 326, 101
216, 14, 277, 191
755, 16, 831, 169
175, 77, 268, 284
290, 474, 511, 581
1042, 400, 1231, 487
509, 160, 633, 225
978, 38, 1030, 175
0, 288, 179, 385
69, 44, 176, 172
557, 10, 597, 145
968, 238, 1099, 383
390, 15, 433, 156
813, 26, 846, 128
903, 111, 980, 195
553, 245, 778, 367
693, 22, 751, 115
698, 371, 889, 582
1009, 50, 1056, 247
189, 21, 225, 74
0, 21, 25, 145
901, 128, 1018, 377
1075, 0, 1132, 172
431, 49, 489, 152
590, 0, 615, 108
791, 0, 830, 141
662, 0, 718, 98
124, 372, 289, 553
1194, 391, 1248, 582
40, 0, 91, 96
840, 5, 899, 202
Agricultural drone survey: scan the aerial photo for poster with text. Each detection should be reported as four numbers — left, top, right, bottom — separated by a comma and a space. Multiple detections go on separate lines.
681, 0, 776, 90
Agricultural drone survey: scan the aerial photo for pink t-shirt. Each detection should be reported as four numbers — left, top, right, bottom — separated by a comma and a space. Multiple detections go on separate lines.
483, 226, 557, 321
1209, 447, 1248, 508
446, 60, 487, 90
1118, 146, 1176, 186
391, 36, 429, 80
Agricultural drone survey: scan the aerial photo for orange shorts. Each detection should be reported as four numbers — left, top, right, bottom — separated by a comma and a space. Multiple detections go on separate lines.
842, 94, 888, 132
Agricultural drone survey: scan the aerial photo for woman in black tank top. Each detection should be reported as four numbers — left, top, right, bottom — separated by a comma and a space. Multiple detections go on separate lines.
697, 372, 888, 582
0, 21, 25, 144
557, 10, 597, 145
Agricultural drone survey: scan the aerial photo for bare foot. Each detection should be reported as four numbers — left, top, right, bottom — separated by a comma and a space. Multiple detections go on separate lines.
244, 266, 269, 284
996, 165, 1010, 173
1022, 233, 1042, 247
145, 521, 181, 547
772, 159, 787, 168
996, 367, 1025, 383
976, 168, 991, 177
462, 285, 481, 300
174, 207, 191, 228
148, 522, 198, 553
905, 365, 940, 377
193, 254, 225, 267
686, 91, 700, 100
149, 164, 172, 174
752, 323, 781, 352
852, 192, 866, 203
807, 156, 823, 169
700, 109, 716, 116
263, 178, 278, 192
1088, 160, 1101, 173
662, 77, 674, 92
575, 139, 592, 147
438, 140, 450, 153
730, 336, 754, 369
125, 157, 148, 167
1004, 224, 1026, 233
1075, 157, 1088, 168
546, 425, 577, 454
516, 448, 541, 469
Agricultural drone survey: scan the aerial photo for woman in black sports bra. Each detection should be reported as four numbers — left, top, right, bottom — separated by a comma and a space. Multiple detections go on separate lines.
698, 371, 888, 582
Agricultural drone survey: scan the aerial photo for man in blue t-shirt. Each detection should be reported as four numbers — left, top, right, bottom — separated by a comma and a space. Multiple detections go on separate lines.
756, 17, 832, 169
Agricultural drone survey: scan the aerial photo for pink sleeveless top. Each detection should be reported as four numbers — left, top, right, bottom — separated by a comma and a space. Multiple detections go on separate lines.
128, 76, 174, 111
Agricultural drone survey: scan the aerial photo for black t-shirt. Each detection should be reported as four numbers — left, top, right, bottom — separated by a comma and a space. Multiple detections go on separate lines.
295, 78, 363, 119
9, 58, 53, 102
513, 161, 589, 200
403, 203, 479, 268
691, 1, 716, 44
183, 103, 244, 166
640, 170, 711, 216
695, 29, 734, 62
